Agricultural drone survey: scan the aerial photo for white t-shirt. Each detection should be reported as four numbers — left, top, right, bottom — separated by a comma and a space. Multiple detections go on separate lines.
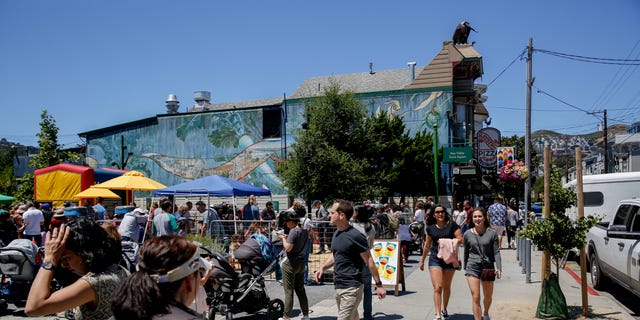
414, 209, 426, 223
22, 209, 44, 236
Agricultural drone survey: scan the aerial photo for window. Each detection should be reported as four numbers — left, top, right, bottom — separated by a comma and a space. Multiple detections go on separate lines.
612, 204, 632, 227
583, 192, 604, 207
630, 206, 640, 232
263, 107, 282, 139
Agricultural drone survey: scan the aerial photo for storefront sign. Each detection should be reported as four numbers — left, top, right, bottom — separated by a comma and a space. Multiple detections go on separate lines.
443, 147, 472, 163
477, 127, 501, 168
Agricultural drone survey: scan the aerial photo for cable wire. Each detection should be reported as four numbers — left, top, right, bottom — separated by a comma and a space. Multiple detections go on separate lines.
535, 48, 640, 65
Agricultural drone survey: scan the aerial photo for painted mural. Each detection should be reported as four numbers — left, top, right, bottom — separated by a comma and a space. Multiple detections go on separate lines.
85, 90, 452, 194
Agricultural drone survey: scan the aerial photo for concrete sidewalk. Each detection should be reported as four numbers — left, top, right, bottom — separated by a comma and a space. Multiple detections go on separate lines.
305, 248, 635, 320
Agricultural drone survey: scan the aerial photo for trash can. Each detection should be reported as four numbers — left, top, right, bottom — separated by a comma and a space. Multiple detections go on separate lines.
272, 201, 279, 212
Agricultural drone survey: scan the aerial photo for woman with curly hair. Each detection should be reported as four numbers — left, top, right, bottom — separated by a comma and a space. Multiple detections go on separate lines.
25, 219, 128, 319
111, 235, 212, 320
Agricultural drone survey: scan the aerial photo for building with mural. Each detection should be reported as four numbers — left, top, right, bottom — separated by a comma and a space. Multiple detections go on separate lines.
79, 40, 488, 199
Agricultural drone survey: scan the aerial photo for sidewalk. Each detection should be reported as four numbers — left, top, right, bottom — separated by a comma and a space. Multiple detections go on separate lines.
306, 248, 635, 320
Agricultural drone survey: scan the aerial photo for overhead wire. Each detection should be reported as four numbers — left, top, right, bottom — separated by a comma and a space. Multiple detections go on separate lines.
534, 48, 640, 65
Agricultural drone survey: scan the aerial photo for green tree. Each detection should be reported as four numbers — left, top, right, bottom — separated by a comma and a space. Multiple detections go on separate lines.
14, 110, 80, 202
392, 130, 435, 198
278, 84, 373, 203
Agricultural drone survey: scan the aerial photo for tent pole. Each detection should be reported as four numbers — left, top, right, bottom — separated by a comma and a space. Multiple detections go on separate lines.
233, 196, 238, 235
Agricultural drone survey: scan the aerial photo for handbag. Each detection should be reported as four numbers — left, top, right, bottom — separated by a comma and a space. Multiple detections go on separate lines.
473, 231, 496, 282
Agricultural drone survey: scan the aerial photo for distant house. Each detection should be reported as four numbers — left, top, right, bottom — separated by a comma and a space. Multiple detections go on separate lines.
79, 41, 487, 198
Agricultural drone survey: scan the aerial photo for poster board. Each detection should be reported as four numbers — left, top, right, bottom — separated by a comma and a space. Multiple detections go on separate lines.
370, 240, 405, 295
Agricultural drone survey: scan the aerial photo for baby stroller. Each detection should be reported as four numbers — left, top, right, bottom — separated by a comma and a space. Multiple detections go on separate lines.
0, 239, 41, 313
203, 233, 284, 320
407, 221, 424, 255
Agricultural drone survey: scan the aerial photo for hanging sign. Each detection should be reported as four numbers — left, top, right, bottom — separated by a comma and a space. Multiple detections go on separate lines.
477, 127, 501, 168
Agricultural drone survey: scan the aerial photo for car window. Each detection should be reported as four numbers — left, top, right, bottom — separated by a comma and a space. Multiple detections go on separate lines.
630, 206, 640, 232
613, 204, 632, 227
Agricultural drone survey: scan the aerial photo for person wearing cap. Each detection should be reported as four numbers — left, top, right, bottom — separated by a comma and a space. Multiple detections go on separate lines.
111, 235, 212, 319
117, 206, 148, 242
22, 202, 44, 246
40, 203, 53, 232
278, 211, 310, 320
25, 219, 128, 319
49, 208, 66, 231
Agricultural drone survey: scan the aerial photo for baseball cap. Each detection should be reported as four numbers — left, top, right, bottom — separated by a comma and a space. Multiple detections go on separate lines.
41, 203, 51, 210
133, 207, 148, 214
115, 205, 136, 216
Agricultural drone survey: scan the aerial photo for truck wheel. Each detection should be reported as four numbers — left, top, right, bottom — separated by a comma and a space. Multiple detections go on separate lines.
589, 251, 608, 290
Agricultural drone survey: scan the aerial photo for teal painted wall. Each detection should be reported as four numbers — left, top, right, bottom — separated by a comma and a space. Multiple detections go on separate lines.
86, 90, 452, 194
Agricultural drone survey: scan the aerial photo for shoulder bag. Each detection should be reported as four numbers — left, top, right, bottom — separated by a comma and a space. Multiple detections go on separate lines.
473, 230, 496, 281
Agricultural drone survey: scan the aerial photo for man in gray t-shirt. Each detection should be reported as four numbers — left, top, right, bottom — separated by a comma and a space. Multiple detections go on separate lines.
315, 200, 386, 320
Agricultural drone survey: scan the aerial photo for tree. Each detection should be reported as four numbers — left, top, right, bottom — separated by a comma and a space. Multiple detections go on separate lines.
392, 130, 436, 198
278, 84, 373, 204
14, 110, 80, 202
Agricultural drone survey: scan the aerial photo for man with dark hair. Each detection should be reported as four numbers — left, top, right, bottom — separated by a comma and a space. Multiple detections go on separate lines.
315, 199, 386, 319
93, 197, 107, 222
197, 201, 224, 239
261, 201, 276, 221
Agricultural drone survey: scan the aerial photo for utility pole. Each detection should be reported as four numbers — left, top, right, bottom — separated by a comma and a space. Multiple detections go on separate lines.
603, 109, 608, 173
523, 37, 533, 283
587, 109, 608, 173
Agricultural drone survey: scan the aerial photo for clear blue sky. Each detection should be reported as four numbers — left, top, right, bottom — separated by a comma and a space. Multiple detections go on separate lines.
2, 1, 639, 147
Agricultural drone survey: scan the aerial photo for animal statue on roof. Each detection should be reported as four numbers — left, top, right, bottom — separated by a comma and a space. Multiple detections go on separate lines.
452, 20, 476, 45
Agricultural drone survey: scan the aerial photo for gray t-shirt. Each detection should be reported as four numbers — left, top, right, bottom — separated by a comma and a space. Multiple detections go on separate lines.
285, 227, 308, 261
463, 228, 502, 270
331, 226, 369, 289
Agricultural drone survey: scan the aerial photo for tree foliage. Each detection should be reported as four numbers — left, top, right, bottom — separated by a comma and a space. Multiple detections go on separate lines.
14, 110, 80, 202
277, 83, 435, 205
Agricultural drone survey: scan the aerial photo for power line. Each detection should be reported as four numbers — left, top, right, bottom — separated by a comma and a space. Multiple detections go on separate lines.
487, 48, 527, 87
534, 86, 595, 114
535, 48, 640, 65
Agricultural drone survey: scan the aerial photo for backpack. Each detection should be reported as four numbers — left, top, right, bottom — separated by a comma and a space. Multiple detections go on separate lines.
386, 212, 399, 232
250, 233, 275, 263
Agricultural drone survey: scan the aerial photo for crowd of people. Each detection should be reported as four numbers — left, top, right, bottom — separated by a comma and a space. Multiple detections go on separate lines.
0, 194, 520, 320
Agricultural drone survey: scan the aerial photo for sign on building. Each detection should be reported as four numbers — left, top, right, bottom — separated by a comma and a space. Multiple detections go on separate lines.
477, 128, 501, 169
497, 146, 515, 173
443, 147, 472, 163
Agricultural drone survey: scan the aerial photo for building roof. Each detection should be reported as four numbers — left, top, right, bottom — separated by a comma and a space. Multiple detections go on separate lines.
188, 97, 282, 112
405, 41, 481, 90
290, 67, 424, 99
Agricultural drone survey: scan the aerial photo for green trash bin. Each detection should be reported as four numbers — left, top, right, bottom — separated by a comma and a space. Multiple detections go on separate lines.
272, 200, 279, 212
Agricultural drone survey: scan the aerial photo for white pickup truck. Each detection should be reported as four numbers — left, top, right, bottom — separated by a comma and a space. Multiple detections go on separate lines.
586, 198, 640, 296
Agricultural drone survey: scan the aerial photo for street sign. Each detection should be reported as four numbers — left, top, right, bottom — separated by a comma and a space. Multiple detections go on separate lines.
443, 147, 472, 163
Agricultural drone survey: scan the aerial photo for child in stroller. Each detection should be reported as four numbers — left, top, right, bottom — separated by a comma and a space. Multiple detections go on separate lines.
0, 239, 42, 313
203, 233, 284, 320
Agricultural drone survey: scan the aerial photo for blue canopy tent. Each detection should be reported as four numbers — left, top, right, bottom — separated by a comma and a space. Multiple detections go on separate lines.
154, 175, 271, 234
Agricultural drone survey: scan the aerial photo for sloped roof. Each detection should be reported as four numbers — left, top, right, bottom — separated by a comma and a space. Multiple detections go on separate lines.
405, 41, 481, 90
290, 67, 424, 99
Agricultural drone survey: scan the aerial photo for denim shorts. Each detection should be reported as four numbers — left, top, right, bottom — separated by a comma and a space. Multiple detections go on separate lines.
428, 254, 455, 270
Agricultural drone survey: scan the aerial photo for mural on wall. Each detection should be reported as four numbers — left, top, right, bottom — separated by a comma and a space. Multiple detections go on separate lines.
86, 90, 452, 195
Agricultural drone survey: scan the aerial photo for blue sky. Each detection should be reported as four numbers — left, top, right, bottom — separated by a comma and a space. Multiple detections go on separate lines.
1, 1, 639, 147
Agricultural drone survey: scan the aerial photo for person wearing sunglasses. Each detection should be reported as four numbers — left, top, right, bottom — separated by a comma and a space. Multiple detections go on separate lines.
111, 235, 212, 320
25, 219, 128, 320
419, 204, 463, 320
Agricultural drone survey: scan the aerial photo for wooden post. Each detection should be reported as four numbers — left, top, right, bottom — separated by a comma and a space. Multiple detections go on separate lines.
542, 144, 551, 281
576, 147, 589, 316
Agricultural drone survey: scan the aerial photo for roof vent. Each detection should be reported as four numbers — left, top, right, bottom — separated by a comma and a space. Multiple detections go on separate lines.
165, 94, 180, 114
194, 91, 211, 109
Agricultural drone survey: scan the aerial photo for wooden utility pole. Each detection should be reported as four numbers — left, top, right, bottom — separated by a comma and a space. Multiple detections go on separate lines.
603, 109, 608, 173
576, 147, 589, 316
542, 144, 551, 282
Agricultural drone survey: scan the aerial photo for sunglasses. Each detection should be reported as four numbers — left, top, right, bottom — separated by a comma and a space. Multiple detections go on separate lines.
434, 210, 445, 214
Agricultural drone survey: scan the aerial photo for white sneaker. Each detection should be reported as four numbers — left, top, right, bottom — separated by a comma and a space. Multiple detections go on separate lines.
433, 315, 442, 320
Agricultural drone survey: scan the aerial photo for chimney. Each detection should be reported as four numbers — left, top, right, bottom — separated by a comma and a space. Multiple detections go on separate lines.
407, 61, 417, 80
165, 94, 179, 114
194, 91, 211, 109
